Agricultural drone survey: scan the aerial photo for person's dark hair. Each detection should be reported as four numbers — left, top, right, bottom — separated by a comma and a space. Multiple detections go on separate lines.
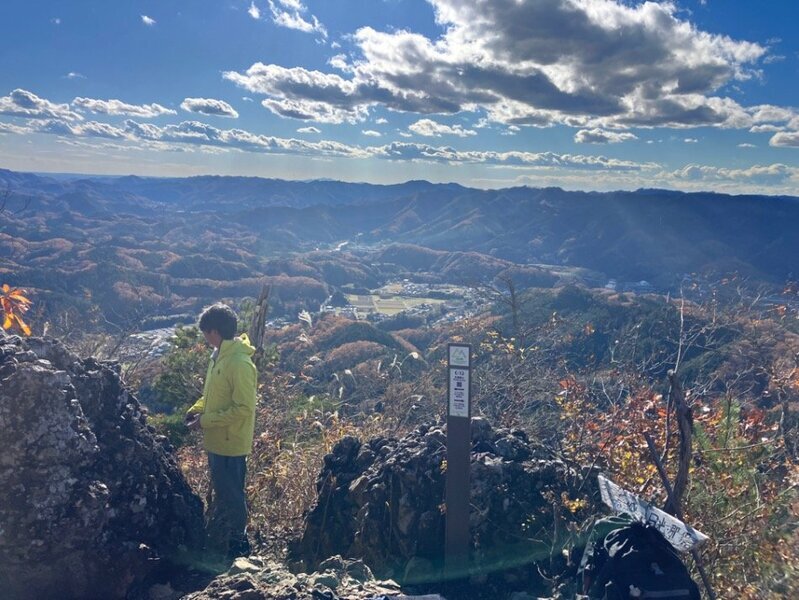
198, 303, 238, 340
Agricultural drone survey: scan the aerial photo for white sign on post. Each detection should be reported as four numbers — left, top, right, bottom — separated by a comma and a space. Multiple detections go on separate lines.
449, 368, 469, 417
598, 474, 709, 553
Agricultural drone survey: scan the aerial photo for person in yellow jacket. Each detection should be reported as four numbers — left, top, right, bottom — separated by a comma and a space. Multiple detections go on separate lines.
185, 303, 257, 561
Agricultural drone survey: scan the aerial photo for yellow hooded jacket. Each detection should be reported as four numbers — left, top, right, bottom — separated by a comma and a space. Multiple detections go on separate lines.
187, 334, 257, 456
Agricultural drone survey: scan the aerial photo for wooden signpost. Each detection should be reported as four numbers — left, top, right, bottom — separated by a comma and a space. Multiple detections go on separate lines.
445, 343, 471, 577
597, 474, 708, 553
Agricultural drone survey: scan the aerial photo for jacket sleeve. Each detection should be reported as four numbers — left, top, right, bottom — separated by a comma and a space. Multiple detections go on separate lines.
187, 395, 205, 415
200, 359, 257, 429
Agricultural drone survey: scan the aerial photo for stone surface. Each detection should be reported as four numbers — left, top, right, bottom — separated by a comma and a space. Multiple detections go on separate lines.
290, 418, 597, 597
0, 330, 204, 599
184, 555, 401, 600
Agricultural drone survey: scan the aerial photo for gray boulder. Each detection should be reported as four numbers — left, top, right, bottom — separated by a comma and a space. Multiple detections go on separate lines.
0, 331, 204, 599
291, 418, 597, 596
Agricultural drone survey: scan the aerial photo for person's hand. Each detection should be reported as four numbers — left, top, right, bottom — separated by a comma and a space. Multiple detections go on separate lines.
185, 413, 201, 430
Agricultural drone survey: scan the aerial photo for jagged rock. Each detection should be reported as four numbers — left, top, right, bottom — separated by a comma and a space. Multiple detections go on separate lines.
291, 420, 597, 597
0, 331, 204, 599
184, 555, 401, 600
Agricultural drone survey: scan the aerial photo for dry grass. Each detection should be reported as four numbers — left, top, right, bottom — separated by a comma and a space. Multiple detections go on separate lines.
177, 373, 400, 554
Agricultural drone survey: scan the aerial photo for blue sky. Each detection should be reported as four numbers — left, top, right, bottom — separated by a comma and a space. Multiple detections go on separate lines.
0, 0, 798, 194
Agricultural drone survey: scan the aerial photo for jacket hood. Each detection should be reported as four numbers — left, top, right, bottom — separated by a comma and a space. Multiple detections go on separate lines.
219, 333, 256, 357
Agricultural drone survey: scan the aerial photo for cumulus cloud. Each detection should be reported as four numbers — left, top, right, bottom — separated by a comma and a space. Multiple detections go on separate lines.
267, 0, 326, 38
574, 128, 637, 144
64, 72, 86, 80
750, 105, 795, 123
297, 126, 320, 133
0, 89, 83, 121
375, 117, 388, 125
141, 15, 156, 26
738, 143, 756, 148
180, 97, 239, 118
73, 97, 176, 118
248, 2, 261, 19
362, 129, 381, 137
224, 64, 370, 123
408, 118, 477, 137
769, 131, 799, 148
750, 124, 784, 133
684, 138, 699, 143
223, 0, 783, 132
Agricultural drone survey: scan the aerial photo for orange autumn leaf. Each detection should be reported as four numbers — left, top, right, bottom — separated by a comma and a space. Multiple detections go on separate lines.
0, 284, 33, 336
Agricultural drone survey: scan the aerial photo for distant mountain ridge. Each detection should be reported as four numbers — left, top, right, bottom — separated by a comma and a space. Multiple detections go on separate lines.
2, 168, 798, 287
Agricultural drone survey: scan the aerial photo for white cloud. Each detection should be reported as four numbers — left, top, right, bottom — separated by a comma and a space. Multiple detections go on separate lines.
769, 131, 799, 148
242, 97, 254, 102
684, 138, 699, 143
328, 54, 351, 72
180, 97, 239, 118
375, 118, 388, 125
737, 143, 756, 148
64, 72, 86, 80
224, 64, 367, 123
750, 105, 795, 123
73, 97, 176, 118
267, 0, 326, 38
371, 141, 657, 171
51, 18, 61, 25
0, 89, 83, 121
141, 15, 156, 26
750, 124, 784, 133
261, 97, 367, 124
20, 116, 368, 158
408, 118, 476, 137
0, 121, 33, 135
297, 126, 321, 133
669, 163, 794, 185
248, 2, 261, 20
362, 129, 381, 137
224, 0, 780, 132
574, 128, 637, 144
3, 103, 660, 173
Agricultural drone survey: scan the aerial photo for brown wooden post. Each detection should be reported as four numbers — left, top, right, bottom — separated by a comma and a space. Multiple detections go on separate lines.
445, 343, 471, 579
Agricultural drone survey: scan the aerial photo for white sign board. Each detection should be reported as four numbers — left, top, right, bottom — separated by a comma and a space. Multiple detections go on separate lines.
448, 344, 470, 368
598, 475, 709, 553
449, 368, 470, 417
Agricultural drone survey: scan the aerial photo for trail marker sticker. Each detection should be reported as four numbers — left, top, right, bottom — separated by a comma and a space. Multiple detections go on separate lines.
449, 345, 470, 368
598, 474, 709, 553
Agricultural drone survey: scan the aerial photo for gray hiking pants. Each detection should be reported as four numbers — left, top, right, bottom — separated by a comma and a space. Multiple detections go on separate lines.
206, 452, 248, 556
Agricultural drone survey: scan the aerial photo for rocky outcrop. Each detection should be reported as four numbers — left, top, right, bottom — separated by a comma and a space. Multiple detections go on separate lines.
185, 555, 404, 600
291, 418, 597, 596
0, 330, 204, 599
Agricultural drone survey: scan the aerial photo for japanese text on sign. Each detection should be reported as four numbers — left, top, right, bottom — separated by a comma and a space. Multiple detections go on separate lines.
449, 368, 469, 417
598, 475, 708, 553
